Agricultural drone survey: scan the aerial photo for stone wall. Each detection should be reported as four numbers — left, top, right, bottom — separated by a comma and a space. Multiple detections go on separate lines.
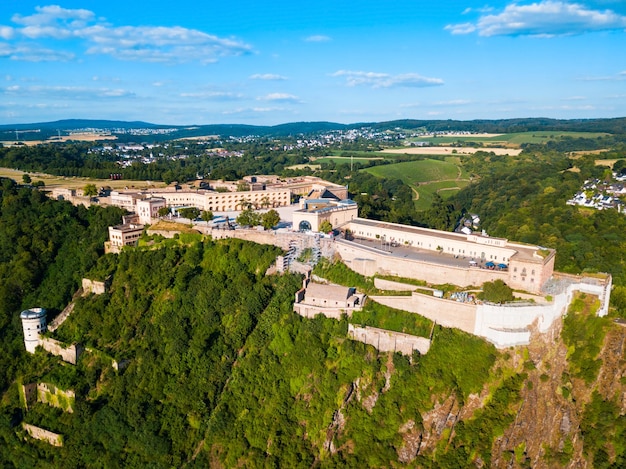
370, 273, 611, 349
22, 423, 63, 447
374, 278, 419, 291
20, 383, 37, 410
39, 338, 82, 365
347, 324, 431, 356
371, 294, 478, 335
37, 383, 75, 413
293, 304, 351, 320
82, 278, 107, 295
336, 240, 508, 290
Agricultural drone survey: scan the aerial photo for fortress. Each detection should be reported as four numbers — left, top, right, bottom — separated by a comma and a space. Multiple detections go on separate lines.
340, 218, 556, 295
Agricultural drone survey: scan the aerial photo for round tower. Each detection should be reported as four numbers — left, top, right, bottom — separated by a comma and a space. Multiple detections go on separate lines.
20, 307, 47, 354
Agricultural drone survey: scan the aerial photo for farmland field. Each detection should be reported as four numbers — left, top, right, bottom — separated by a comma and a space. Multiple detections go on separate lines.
364, 159, 465, 183
0, 167, 167, 190
314, 156, 386, 165
406, 131, 609, 147
363, 159, 470, 210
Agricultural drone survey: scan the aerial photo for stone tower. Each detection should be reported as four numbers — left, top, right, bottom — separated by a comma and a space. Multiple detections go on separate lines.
20, 307, 47, 353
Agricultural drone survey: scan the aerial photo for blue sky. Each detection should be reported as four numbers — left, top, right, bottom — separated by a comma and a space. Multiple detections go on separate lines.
1, 1, 625, 125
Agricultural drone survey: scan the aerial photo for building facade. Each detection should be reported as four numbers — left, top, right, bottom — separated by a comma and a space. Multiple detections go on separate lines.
293, 199, 358, 232
136, 197, 167, 224
108, 223, 144, 248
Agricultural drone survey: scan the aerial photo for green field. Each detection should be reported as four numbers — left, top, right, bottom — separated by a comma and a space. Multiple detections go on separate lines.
363, 159, 470, 210
314, 156, 386, 165
408, 131, 609, 147
364, 159, 463, 183
413, 180, 471, 210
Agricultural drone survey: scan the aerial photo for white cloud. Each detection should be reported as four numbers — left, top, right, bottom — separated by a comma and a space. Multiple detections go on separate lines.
249, 73, 288, 81
304, 34, 331, 42
222, 107, 286, 115
332, 70, 444, 88
578, 71, 626, 81
12, 5, 95, 27
180, 91, 244, 100
1, 5, 251, 63
0, 26, 14, 39
2, 84, 136, 99
0, 43, 74, 61
446, 1, 626, 37
257, 92, 300, 102
433, 99, 472, 106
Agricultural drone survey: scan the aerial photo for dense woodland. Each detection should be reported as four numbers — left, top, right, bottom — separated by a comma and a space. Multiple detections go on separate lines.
1, 121, 626, 466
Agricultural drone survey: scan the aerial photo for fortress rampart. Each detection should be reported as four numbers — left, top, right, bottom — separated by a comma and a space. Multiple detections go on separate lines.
347, 324, 431, 356
371, 272, 611, 348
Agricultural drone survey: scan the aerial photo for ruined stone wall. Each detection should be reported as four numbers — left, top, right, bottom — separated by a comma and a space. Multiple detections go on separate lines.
82, 278, 107, 295
347, 324, 431, 356
20, 383, 37, 410
37, 383, 75, 413
22, 423, 63, 446
39, 338, 82, 365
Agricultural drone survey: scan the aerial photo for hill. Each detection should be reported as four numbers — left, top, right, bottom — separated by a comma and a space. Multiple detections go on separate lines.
1, 117, 625, 143
1, 182, 626, 467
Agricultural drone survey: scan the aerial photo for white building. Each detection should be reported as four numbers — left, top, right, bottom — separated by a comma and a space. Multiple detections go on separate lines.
136, 197, 167, 224
108, 223, 144, 248
293, 199, 358, 232
20, 308, 47, 353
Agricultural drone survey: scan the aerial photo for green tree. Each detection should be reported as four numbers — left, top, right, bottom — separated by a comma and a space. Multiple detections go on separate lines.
179, 207, 200, 220
479, 279, 514, 304
83, 183, 98, 197
261, 209, 280, 230
22, 174, 31, 184
201, 210, 214, 223
319, 220, 333, 234
237, 208, 261, 227
158, 206, 170, 217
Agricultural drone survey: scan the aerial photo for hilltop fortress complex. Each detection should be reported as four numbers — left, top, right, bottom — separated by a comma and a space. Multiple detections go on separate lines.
48, 174, 611, 348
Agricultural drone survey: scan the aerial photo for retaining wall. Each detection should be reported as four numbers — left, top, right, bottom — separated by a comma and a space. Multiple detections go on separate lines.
336, 241, 506, 289
370, 294, 478, 335
347, 324, 431, 355
374, 278, 420, 291
293, 304, 352, 320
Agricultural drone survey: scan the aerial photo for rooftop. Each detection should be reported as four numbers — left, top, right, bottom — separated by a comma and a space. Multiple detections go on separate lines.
20, 307, 47, 319
304, 283, 354, 303
348, 218, 552, 263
